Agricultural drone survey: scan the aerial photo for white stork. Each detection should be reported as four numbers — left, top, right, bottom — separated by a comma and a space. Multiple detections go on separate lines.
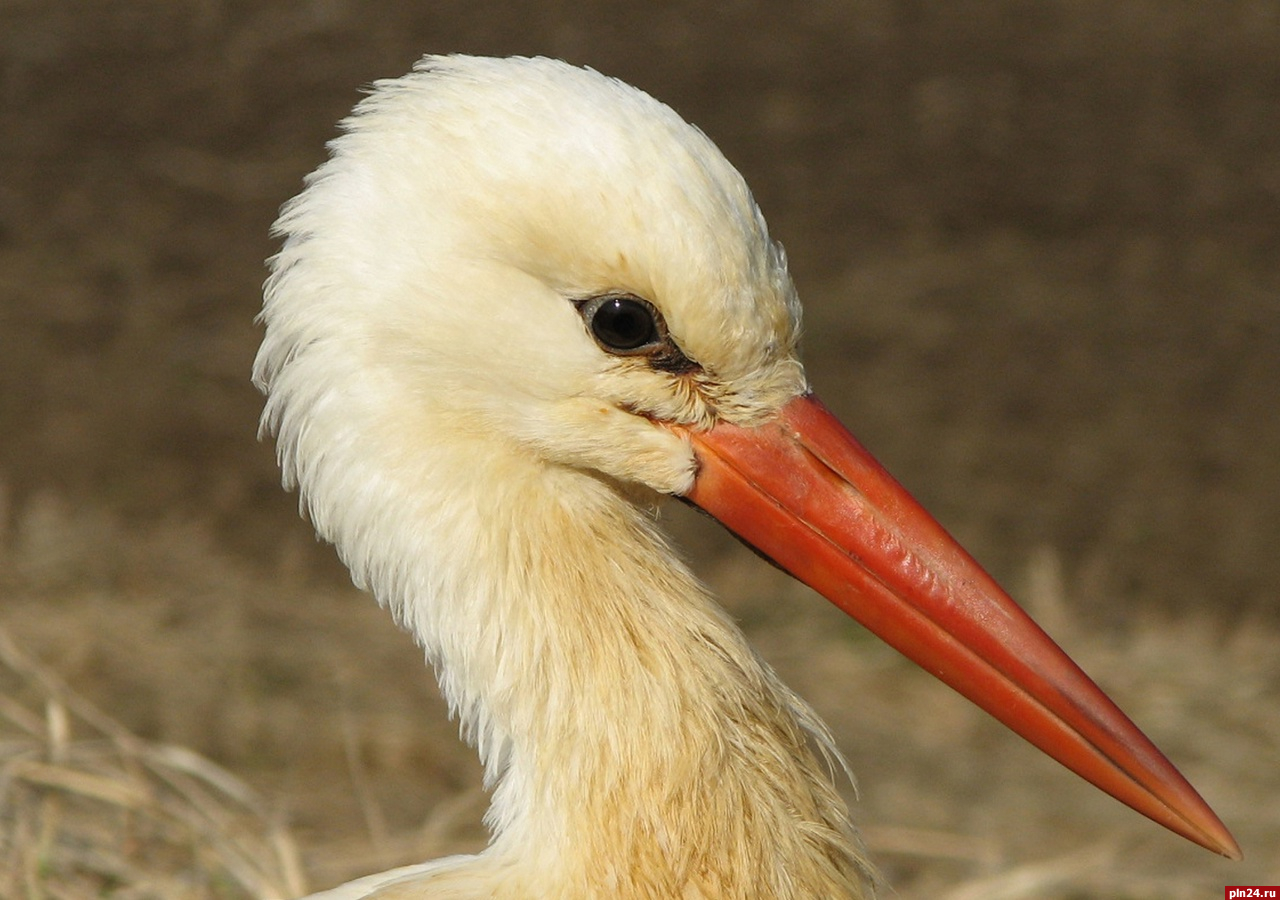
254, 55, 1239, 899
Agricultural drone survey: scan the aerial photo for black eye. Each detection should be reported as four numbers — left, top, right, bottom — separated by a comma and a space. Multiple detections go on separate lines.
582, 295, 660, 352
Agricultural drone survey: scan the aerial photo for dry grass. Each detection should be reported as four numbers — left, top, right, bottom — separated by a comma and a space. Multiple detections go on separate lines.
0, 628, 305, 900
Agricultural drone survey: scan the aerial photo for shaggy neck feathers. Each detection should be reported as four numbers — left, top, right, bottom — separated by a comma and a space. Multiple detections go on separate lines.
292, 404, 871, 896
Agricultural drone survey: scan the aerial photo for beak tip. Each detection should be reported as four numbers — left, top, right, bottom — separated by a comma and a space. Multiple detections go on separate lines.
1212, 830, 1244, 862
1179, 805, 1241, 859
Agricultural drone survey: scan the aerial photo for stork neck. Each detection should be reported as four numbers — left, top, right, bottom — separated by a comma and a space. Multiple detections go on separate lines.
366, 450, 873, 897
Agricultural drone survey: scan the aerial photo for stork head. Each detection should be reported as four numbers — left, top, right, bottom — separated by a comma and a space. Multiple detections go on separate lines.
258, 54, 810, 503
254, 55, 1238, 861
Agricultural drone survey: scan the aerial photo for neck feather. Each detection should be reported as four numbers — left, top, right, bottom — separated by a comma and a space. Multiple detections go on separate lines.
306, 422, 873, 898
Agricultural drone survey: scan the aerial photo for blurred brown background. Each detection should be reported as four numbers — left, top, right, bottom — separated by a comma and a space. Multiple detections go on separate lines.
2, 1, 1277, 897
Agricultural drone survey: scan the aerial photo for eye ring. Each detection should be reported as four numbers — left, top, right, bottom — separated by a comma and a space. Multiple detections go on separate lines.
573, 293, 701, 375
578, 294, 663, 354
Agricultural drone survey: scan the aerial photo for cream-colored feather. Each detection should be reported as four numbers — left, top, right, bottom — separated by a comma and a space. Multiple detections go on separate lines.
255, 55, 874, 899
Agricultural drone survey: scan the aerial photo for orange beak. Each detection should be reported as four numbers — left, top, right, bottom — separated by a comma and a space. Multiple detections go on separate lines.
680, 392, 1240, 859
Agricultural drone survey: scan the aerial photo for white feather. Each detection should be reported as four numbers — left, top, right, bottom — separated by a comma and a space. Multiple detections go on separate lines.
256, 55, 871, 899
